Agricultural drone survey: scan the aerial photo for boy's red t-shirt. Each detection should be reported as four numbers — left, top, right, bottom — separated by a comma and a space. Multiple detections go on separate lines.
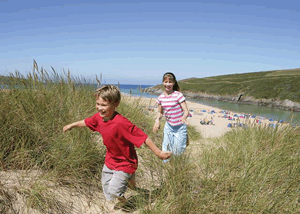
84, 112, 148, 174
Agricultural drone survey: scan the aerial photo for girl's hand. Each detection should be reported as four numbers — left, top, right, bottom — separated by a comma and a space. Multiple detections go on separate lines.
181, 117, 189, 125
153, 121, 160, 133
158, 151, 172, 160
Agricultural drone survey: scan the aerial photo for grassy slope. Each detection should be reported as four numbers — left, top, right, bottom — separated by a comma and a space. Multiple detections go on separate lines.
153, 68, 300, 103
1, 67, 299, 213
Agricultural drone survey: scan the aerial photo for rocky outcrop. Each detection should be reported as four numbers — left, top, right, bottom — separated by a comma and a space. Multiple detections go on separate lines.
144, 87, 300, 112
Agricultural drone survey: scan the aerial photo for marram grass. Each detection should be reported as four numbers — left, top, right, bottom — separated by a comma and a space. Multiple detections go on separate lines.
0, 64, 298, 213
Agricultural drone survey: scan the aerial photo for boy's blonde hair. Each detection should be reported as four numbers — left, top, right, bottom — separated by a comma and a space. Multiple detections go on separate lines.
94, 85, 121, 104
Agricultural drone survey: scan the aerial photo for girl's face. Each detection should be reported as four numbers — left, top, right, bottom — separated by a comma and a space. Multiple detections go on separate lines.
163, 77, 174, 94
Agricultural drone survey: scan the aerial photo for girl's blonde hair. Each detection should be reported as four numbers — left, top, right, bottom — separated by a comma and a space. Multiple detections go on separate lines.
94, 85, 121, 104
163, 72, 180, 91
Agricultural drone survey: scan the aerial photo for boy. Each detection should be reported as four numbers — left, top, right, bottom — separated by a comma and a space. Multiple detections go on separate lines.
63, 85, 171, 210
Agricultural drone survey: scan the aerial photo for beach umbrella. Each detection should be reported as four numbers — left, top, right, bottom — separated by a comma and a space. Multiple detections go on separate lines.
269, 119, 274, 122
227, 123, 232, 127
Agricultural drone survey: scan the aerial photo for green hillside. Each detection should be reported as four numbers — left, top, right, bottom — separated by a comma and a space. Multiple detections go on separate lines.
159, 69, 300, 103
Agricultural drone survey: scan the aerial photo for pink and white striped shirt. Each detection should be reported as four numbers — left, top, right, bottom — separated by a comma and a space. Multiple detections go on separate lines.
157, 91, 186, 126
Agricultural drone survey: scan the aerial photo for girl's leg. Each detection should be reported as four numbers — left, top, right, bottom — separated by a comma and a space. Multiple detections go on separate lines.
162, 122, 173, 152
162, 123, 174, 163
173, 124, 188, 156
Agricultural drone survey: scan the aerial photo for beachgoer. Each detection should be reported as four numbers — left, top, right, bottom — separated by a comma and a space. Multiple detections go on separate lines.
63, 85, 171, 211
152, 72, 189, 161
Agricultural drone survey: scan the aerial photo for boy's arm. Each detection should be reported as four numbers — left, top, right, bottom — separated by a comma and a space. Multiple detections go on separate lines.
63, 120, 86, 132
144, 137, 171, 160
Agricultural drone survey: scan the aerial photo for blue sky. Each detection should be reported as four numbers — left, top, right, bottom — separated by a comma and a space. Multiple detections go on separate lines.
1, 0, 300, 84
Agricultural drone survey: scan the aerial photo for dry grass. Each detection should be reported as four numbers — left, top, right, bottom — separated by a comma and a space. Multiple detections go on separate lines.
1, 62, 299, 213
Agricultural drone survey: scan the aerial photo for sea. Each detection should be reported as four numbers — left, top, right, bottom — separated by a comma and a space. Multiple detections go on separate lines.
117, 84, 300, 125
116, 84, 157, 98
1, 82, 298, 125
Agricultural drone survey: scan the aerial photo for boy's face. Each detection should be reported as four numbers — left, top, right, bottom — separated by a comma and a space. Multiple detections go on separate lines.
96, 97, 118, 120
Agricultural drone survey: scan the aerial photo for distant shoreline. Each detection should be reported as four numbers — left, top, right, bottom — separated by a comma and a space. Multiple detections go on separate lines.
123, 90, 300, 125
144, 88, 300, 113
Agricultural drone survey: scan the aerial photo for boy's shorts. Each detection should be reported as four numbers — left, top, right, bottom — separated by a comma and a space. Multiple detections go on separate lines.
101, 164, 134, 201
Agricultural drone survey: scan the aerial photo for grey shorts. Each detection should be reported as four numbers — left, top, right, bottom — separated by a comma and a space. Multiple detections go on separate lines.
101, 164, 134, 201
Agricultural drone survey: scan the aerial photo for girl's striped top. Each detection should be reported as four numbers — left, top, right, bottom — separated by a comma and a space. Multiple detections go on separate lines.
157, 91, 186, 126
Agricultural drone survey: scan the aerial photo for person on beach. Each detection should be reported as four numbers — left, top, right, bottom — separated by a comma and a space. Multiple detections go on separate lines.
153, 72, 189, 161
63, 85, 171, 211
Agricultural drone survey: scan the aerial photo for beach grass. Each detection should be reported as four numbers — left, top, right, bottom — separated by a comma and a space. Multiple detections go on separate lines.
138, 125, 299, 213
1, 64, 299, 213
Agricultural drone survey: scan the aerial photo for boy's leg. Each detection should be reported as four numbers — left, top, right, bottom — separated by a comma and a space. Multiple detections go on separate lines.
108, 168, 132, 201
101, 165, 115, 201
128, 173, 136, 190
102, 165, 135, 211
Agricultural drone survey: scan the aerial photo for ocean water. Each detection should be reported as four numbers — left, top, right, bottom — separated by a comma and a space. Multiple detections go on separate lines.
189, 98, 299, 125
118, 84, 299, 125
118, 84, 158, 98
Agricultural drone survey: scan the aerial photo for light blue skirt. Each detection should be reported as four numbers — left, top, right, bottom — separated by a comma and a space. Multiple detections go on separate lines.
162, 122, 188, 160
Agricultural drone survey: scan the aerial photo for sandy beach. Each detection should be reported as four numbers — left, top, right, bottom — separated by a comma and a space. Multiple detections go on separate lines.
122, 93, 289, 140
123, 94, 232, 139
185, 100, 231, 138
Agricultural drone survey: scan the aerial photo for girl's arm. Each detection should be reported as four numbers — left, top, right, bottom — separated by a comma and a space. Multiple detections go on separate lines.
144, 137, 171, 159
180, 101, 190, 125
63, 120, 86, 132
153, 104, 163, 133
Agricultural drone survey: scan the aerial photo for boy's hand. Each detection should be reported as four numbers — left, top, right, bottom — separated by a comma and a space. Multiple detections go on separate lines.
63, 124, 72, 132
158, 151, 172, 160
63, 120, 86, 133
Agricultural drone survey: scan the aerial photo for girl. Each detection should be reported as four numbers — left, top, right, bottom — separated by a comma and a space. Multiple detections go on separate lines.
153, 72, 189, 160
